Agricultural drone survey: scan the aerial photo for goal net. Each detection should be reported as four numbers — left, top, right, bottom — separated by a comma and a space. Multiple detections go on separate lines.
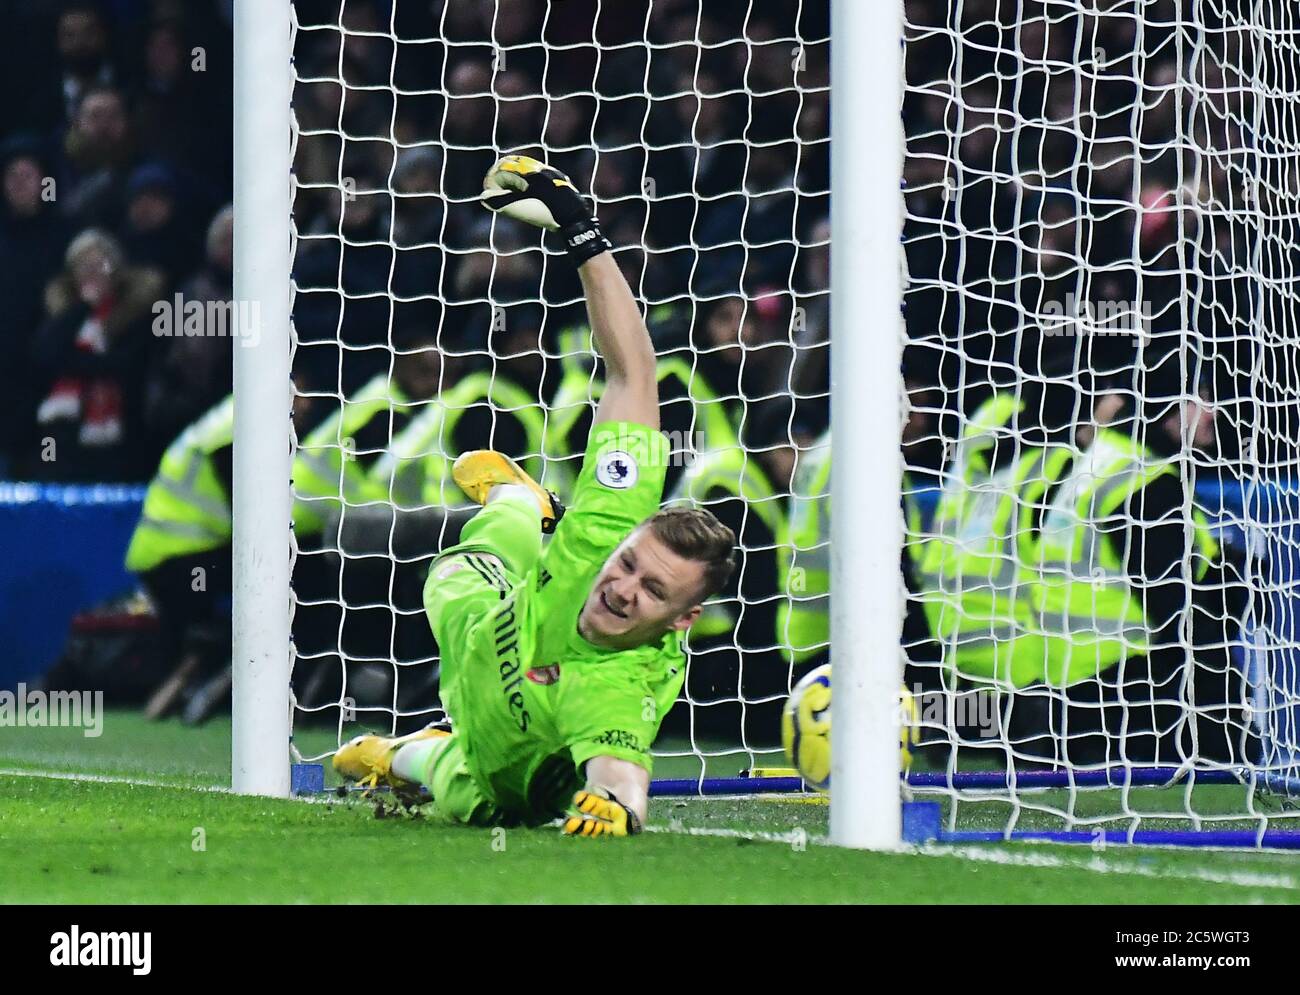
899, 0, 1300, 844
285, 0, 829, 781
271, 0, 1300, 844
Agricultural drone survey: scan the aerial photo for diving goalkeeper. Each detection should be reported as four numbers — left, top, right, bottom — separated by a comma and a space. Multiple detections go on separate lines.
334, 154, 737, 837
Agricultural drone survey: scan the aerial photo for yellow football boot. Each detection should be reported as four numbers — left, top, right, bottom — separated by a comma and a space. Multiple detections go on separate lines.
332, 725, 449, 797
452, 450, 565, 533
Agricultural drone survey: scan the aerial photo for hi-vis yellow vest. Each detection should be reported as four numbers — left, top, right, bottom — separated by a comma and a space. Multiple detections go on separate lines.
125, 395, 234, 573
542, 356, 738, 495
667, 444, 786, 640
919, 448, 1074, 687
371, 371, 544, 509
776, 432, 925, 666
551, 303, 686, 381
292, 374, 408, 537
554, 322, 597, 380
916, 393, 1079, 687
778, 432, 830, 664
1031, 427, 1219, 686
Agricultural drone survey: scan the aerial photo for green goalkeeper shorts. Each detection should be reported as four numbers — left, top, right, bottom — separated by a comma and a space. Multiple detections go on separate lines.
420, 732, 500, 828
421, 495, 569, 826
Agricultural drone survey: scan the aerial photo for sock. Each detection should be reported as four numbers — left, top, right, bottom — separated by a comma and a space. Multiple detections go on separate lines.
391, 738, 446, 784
487, 482, 544, 518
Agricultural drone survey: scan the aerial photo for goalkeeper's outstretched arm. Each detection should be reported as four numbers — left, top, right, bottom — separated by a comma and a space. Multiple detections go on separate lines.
587, 755, 649, 821
480, 154, 659, 430
577, 253, 658, 430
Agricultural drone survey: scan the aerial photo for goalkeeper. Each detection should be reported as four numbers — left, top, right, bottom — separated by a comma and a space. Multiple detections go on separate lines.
334, 155, 737, 837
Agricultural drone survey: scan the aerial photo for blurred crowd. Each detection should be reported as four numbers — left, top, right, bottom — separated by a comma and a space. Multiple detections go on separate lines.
3, 0, 1276, 491
288, 0, 831, 467
901, 0, 1285, 472
0, 0, 837, 485
0, 0, 234, 481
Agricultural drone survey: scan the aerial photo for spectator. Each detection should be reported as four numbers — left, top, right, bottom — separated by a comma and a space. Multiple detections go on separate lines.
60, 85, 136, 229
141, 204, 234, 453
29, 228, 164, 482
389, 146, 448, 300
0, 137, 73, 470
1008, 386, 1250, 766
131, 19, 208, 174
119, 161, 201, 286
493, 70, 546, 151
691, 294, 792, 431
57, 2, 117, 120
14, 2, 122, 133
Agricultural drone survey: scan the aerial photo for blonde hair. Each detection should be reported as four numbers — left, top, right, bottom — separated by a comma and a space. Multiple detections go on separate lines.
646, 506, 737, 600
65, 228, 123, 273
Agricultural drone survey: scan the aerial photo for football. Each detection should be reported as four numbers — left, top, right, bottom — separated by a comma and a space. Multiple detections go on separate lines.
782, 664, 833, 790
781, 665, 918, 791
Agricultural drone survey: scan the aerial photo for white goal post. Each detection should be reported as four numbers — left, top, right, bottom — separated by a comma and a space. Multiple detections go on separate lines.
829, 0, 905, 850
231, 0, 292, 798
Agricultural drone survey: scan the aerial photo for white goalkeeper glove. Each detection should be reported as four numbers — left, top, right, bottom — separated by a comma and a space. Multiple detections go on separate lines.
479, 154, 613, 265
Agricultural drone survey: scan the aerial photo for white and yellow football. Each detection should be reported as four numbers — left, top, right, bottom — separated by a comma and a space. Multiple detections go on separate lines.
781, 664, 833, 790
781, 664, 918, 791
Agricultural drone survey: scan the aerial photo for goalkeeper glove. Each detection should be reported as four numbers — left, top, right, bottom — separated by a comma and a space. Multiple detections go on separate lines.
561, 788, 643, 838
480, 154, 613, 265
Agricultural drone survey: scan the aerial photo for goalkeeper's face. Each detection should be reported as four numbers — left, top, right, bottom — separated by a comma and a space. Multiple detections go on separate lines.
579, 528, 705, 649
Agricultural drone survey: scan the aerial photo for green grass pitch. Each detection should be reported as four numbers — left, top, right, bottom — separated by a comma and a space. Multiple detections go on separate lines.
1, 712, 1297, 904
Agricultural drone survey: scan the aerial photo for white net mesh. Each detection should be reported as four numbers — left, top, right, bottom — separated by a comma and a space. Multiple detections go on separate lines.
901, 0, 1300, 838
282, 0, 1299, 841
286, 0, 830, 780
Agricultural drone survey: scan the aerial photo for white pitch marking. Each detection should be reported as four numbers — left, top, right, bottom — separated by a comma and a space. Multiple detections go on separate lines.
647, 820, 1298, 891
910, 841, 1298, 891
1, 766, 351, 806
0, 767, 229, 792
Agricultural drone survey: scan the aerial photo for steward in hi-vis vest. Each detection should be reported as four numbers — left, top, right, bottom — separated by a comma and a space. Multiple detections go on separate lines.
293, 329, 448, 545
1019, 389, 1242, 765
1033, 426, 1215, 684
373, 369, 545, 513
125, 388, 323, 723
917, 393, 1073, 687
126, 395, 234, 575
124, 395, 235, 721
292, 373, 411, 543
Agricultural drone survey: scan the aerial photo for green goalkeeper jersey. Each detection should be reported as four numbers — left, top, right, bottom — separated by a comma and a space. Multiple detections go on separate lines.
423, 421, 684, 819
